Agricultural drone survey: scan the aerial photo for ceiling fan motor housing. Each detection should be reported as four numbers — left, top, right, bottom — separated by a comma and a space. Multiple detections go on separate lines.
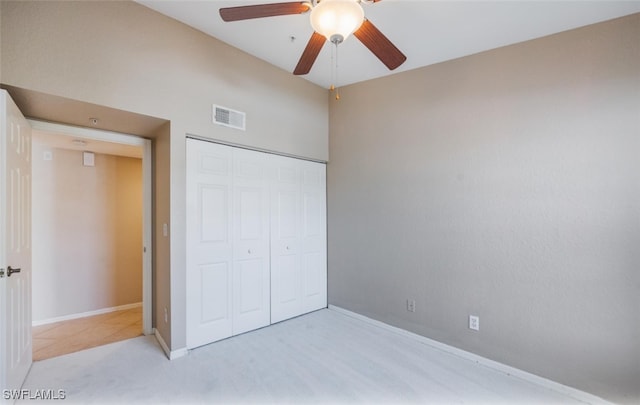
310, 0, 365, 42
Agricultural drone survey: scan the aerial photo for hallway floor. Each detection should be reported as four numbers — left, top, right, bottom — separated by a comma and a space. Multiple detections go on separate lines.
32, 306, 142, 361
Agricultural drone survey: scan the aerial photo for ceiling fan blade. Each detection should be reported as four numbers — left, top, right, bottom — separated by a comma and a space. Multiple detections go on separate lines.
220, 2, 310, 22
353, 19, 407, 71
293, 32, 326, 75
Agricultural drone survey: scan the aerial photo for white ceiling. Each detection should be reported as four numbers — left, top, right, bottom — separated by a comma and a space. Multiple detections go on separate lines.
33, 130, 143, 159
136, 1, 640, 89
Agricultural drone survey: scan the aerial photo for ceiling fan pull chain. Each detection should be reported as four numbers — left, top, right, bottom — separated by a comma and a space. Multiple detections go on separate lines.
330, 41, 336, 93
334, 41, 341, 100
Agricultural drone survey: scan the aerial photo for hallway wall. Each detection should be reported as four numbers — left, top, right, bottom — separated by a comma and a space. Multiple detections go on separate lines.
32, 139, 143, 322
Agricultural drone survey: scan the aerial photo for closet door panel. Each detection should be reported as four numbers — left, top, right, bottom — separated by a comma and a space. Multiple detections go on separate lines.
200, 263, 231, 322
235, 259, 266, 313
200, 186, 229, 242
302, 253, 324, 304
271, 241, 300, 323
271, 156, 327, 322
232, 148, 270, 335
186, 140, 234, 348
270, 156, 303, 323
300, 161, 327, 313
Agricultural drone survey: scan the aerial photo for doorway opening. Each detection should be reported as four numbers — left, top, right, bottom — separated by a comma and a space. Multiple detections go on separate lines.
28, 120, 152, 360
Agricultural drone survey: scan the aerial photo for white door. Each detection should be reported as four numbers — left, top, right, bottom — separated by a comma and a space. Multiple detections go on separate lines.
300, 160, 327, 313
0, 90, 32, 395
271, 156, 326, 323
270, 155, 303, 323
231, 148, 270, 335
186, 140, 270, 348
186, 140, 234, 348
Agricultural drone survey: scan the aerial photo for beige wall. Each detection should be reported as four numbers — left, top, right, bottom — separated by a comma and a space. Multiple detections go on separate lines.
32, 141, 143, 322
153, 122, 171, 343
0, 1, 328, 349
328, 14, 640, 404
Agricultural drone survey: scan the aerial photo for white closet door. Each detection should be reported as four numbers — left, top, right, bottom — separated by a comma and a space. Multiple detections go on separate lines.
187, 138, 325, 347
231, 148, 270, 335
186, 140, 234, 348
300, 160, 327, 313
271, 156, 327, 322
270, 155, 302, 323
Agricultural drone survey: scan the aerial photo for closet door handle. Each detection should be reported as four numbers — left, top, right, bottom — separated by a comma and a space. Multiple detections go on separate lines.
7, 266, 21, 277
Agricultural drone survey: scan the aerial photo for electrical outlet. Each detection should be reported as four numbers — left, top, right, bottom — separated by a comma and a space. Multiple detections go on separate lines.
469, 315, 479, 331
407, 299, 416, 313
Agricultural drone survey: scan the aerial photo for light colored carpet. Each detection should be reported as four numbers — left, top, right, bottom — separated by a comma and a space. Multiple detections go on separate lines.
21, 309, 589, 404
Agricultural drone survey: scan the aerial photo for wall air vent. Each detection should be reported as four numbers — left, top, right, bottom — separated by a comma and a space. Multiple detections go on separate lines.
213, 105, 246, 131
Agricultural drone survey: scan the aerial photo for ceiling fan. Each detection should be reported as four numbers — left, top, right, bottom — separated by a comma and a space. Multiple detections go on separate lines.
219, 0, 407, 76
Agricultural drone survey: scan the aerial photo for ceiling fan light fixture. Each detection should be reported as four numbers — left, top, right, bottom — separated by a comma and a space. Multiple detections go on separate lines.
310, 0, 364, 43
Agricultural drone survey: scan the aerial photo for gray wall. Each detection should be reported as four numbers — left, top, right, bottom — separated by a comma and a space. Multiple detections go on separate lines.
328, 14, 639, 404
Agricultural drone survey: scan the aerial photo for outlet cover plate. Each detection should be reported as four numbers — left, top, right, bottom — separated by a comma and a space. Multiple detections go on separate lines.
469, 315, 479, 331
407, 299, 416, 313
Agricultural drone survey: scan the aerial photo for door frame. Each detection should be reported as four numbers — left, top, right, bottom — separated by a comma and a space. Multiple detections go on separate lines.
0, 89, 7, 397
27, 119, 153, 335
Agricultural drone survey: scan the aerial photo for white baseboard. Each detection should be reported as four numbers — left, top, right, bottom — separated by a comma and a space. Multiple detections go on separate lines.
328, 305, 611, 405
154, 329, 188, 360
32, 302, 142, 327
